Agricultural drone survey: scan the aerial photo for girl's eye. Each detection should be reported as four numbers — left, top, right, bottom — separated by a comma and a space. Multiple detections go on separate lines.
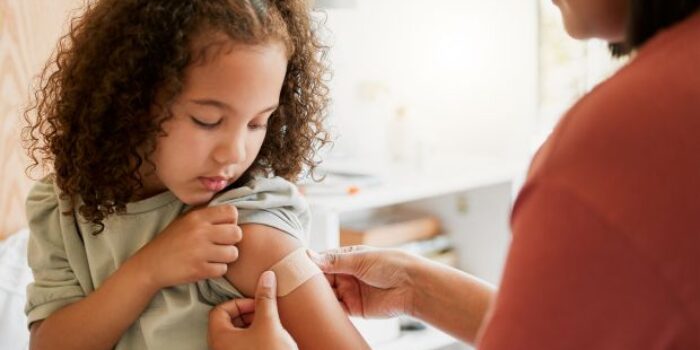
191, 116, 221, 128
248, 123, 268, 131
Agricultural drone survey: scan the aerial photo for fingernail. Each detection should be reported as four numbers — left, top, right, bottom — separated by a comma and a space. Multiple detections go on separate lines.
306, 249, 319, 260
261, 271, 275, 288
307, 249, 325, 267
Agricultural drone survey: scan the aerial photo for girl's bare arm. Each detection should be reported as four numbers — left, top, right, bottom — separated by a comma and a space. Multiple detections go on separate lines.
225, 224, 371, 350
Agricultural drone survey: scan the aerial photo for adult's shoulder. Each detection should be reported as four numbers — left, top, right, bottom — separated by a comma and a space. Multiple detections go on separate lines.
530, 23, 700, 193
519, 13, 700, 245
557, 10, 700, 151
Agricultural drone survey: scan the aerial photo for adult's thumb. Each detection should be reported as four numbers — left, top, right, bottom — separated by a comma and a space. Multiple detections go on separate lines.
254, 271, 280, 326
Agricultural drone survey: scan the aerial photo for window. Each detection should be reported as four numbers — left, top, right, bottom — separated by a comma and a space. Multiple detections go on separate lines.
537, 0, 626, 132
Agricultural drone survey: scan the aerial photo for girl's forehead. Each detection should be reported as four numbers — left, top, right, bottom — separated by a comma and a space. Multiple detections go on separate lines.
176, 41, 288, 112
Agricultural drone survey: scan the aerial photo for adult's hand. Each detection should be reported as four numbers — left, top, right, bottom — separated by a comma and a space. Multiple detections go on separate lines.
311, 246, 495, 344
308, 246, 419, 318
208, 271, 298, 350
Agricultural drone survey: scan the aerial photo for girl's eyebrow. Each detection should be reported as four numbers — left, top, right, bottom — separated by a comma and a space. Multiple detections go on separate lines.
191, 98, 231, 111
190, 98, 278, 115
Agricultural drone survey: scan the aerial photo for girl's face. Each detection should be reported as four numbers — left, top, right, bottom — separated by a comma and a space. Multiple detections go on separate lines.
552, 0, 629, 42
142, 41, 288, 205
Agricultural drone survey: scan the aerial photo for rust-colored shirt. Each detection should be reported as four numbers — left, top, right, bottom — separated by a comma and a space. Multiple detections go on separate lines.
478, 12, 700, 349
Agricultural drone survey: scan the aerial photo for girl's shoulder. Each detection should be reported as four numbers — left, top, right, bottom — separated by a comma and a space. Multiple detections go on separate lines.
210, 176, 306, 208
25, 176, 76, 247
209, 175, 311, 241
26, 176, 63, 217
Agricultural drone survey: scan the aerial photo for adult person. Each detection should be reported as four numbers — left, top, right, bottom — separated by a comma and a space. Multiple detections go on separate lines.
209, 0, 700, 348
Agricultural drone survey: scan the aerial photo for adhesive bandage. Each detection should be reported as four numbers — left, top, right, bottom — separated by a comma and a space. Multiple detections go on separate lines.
269, 248, 322, 297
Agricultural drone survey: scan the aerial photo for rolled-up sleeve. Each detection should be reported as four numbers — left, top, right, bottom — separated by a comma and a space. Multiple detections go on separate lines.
196, 176, 311, 304
209, 176, 310, 242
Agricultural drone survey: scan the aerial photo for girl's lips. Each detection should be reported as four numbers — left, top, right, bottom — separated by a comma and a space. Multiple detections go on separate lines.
199, 177, 228, 192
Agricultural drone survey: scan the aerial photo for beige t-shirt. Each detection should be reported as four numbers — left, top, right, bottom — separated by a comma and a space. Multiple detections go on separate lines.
24, 176, 310, 350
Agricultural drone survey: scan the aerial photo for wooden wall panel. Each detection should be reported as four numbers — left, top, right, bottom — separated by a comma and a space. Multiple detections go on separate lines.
0, 0, 82, 239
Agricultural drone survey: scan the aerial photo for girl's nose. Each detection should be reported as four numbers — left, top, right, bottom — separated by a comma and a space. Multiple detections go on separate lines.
213, 136, 247, 165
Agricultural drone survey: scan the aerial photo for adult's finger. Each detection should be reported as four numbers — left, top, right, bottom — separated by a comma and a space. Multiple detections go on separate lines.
323, 271, 337, 288
239, 311, 255, 327
218, 298, 256, 317
307, 246, 370, 274
209, 298, 254, 332
253, 271, 280, 327
209, 306, 235, 333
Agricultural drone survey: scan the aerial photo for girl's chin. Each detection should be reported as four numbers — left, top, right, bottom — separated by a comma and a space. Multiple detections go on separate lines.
176, 191, 216, 206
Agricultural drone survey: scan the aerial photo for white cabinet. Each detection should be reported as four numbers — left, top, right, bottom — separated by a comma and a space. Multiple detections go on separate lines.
305, 156, 516, 349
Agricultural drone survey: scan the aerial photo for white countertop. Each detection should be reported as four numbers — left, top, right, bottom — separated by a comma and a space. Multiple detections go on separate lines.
305, 155, 516, 212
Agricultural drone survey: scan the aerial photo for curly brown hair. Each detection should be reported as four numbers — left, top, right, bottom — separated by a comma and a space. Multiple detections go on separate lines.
23, 0, 330, 231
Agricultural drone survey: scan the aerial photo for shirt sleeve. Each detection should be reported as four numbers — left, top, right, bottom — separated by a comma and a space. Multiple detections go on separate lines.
208, 176, 311, 242
477, 182, 691, 349
24, 180, 85, 327
196, 176, 311, 304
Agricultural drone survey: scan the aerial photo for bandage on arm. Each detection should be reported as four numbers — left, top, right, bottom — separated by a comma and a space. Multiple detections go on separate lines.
269, 248, 322, 297
224, 224, 371, 349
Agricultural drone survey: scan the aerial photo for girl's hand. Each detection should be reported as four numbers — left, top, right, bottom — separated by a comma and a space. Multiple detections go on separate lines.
131, 205, 242, 290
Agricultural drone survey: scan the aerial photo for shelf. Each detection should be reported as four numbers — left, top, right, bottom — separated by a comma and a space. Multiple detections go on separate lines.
305, 156, 515, 213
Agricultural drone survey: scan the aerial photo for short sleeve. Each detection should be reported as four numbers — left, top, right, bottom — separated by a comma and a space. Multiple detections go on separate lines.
196, 176, 311, 304
208, 176, 311, 242
24, 179, 85, 327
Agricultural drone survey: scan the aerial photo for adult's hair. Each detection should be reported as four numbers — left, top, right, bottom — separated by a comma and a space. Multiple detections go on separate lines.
23, 0, 330, 232
611, 0, 700, 55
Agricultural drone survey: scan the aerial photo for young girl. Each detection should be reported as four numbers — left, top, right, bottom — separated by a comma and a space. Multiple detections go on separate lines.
22, 1, 369, 349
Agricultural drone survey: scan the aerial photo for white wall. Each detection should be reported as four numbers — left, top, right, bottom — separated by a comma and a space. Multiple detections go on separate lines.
320, 0, 538, 168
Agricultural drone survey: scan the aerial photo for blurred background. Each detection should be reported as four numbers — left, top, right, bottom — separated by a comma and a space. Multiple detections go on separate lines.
315, 0, 623, 175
